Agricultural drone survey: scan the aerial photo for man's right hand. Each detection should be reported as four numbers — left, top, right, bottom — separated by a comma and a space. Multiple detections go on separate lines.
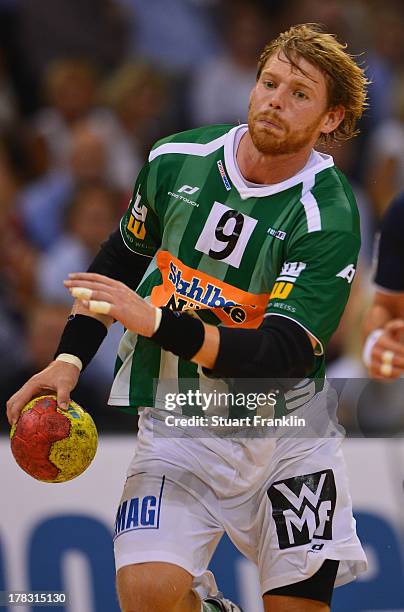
6, 360, 81, 426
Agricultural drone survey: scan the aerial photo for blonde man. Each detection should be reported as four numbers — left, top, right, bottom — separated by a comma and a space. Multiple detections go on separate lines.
8, 24, 369, 612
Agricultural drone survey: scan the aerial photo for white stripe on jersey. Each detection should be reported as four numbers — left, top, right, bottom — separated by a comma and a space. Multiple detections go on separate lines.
108, 331, 140, 406
154, 350, 180, 411
300, 176, 322, 232
148, 133, 227, 162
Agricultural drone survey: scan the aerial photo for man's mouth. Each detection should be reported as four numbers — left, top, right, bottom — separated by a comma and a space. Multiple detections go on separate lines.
257, 117, 283, 131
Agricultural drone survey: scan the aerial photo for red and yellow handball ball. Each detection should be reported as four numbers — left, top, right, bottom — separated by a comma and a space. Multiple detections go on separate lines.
10, 395, 98, 483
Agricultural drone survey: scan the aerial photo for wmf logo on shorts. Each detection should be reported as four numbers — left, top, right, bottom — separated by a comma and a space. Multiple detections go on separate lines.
268, 470, 336, 549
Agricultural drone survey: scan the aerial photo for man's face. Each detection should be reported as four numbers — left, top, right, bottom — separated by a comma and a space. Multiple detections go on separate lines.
248, 52, 332, 155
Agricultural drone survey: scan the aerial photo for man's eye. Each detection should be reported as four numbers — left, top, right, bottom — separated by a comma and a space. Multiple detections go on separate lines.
294, 91, 307, 100
264, 81, 275, 88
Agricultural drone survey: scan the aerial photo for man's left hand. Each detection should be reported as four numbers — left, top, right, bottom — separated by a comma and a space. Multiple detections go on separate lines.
64, 272, 157, 337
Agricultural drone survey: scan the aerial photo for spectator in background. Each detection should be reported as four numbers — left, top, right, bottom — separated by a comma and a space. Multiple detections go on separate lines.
366, 77, 404, 218
365, 6, 404, 127
99, 62, 169, 192
16, 0, 129, 103
0, 136, 38, 314
0, 48, 17, 132
117, 0, 220, 75
36, 182, 119, 302
0, 139, 30, 384
188, 0, 269, 126
284, 0, 362, 50
17, 120, 118, 251
33, 59, 114, 173
35, 181, 124, 394
330, 140, 375, 267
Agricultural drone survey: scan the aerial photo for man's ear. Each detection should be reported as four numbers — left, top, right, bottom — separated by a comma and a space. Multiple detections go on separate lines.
321, 105, 345, 135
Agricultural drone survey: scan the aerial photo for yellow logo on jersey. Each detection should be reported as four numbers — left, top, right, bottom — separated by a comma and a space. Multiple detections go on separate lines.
127, 185, 148, 240
270, 281, 294, 300
269, 262, 306, 300
127, 216, 146, 240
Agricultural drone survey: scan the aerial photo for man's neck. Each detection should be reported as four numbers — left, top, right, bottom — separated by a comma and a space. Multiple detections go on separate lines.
236, 131, 314, 185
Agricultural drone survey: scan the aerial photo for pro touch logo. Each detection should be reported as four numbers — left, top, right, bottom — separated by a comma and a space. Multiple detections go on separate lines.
113, 476, 165, 540
168, 185, 200, 207
268, 470, 336, 549
178, 185, 200, 195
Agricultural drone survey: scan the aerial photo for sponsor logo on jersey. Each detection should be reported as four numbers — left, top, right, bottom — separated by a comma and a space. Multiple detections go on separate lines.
267, 227, 287, 240
178, 184, 200, 195
167, 191, 199, 207
127, 186, 148, 240
268, 469, 336, 549
336, 263, 356, 284
113, 476, 165, 539
269, 261, 306, 300
217, 160, 232, 191
150, 251, 270, 327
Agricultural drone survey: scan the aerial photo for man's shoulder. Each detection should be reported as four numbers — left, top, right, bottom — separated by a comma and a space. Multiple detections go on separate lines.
148, 124, 234, 162
310, 164, 360, 235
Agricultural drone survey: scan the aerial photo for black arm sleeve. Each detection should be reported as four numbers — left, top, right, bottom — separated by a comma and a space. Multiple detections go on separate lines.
206, 315, 314, 380
374, 192, 404, 291
87, 228, 151, 290
54, 230, 151, 368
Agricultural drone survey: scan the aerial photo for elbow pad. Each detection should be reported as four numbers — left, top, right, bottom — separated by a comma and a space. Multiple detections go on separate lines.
208, 315, 315, 381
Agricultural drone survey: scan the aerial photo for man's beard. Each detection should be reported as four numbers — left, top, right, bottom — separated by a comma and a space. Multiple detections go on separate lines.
248, 108, 324, 156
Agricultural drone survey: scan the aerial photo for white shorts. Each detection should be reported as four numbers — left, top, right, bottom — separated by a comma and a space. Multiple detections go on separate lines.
113, 408, 367, 595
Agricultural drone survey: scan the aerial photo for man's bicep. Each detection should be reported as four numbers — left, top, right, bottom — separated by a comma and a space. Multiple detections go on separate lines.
266, 230, 360, 352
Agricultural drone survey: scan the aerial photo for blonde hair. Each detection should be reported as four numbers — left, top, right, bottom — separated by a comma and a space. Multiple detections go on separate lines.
257, 23, 370, 143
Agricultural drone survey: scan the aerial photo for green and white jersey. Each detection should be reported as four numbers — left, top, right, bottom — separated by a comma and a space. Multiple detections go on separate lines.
109, 124, 360, 417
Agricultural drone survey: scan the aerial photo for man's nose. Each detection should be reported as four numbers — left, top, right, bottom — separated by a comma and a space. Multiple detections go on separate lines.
268, 86, 285, 110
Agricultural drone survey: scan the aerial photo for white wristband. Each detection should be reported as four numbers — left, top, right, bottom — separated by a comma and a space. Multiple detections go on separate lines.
55, 353, 83, 372
362, 329, 383, 367
154, 307, 162, 334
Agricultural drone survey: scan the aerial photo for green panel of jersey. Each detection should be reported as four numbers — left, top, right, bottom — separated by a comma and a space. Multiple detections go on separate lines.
110, 124, 360, 417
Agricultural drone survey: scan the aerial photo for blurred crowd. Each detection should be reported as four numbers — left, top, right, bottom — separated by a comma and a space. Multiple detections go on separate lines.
1, 0, 404, 433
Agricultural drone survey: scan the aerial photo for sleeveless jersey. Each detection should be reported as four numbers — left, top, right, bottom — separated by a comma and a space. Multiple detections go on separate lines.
108, 124, 360, 418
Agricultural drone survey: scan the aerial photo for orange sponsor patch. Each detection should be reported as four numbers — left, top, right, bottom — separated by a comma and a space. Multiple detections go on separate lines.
150, 251, 270, 328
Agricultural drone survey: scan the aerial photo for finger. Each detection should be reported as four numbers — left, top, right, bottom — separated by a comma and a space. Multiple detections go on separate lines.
373, 346, 404, 369
70, 288, 115, 304
369, 362, 404, 380
57, 382, 71, 411
65, 279, 120, 293
70, 287, 93, 300
68, 272, 121, 287
82, 299, 114, 315
375, 335, 404, 357
89, 300, 113, 315
6, 381, 43, 426
385, 319, 404, 333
